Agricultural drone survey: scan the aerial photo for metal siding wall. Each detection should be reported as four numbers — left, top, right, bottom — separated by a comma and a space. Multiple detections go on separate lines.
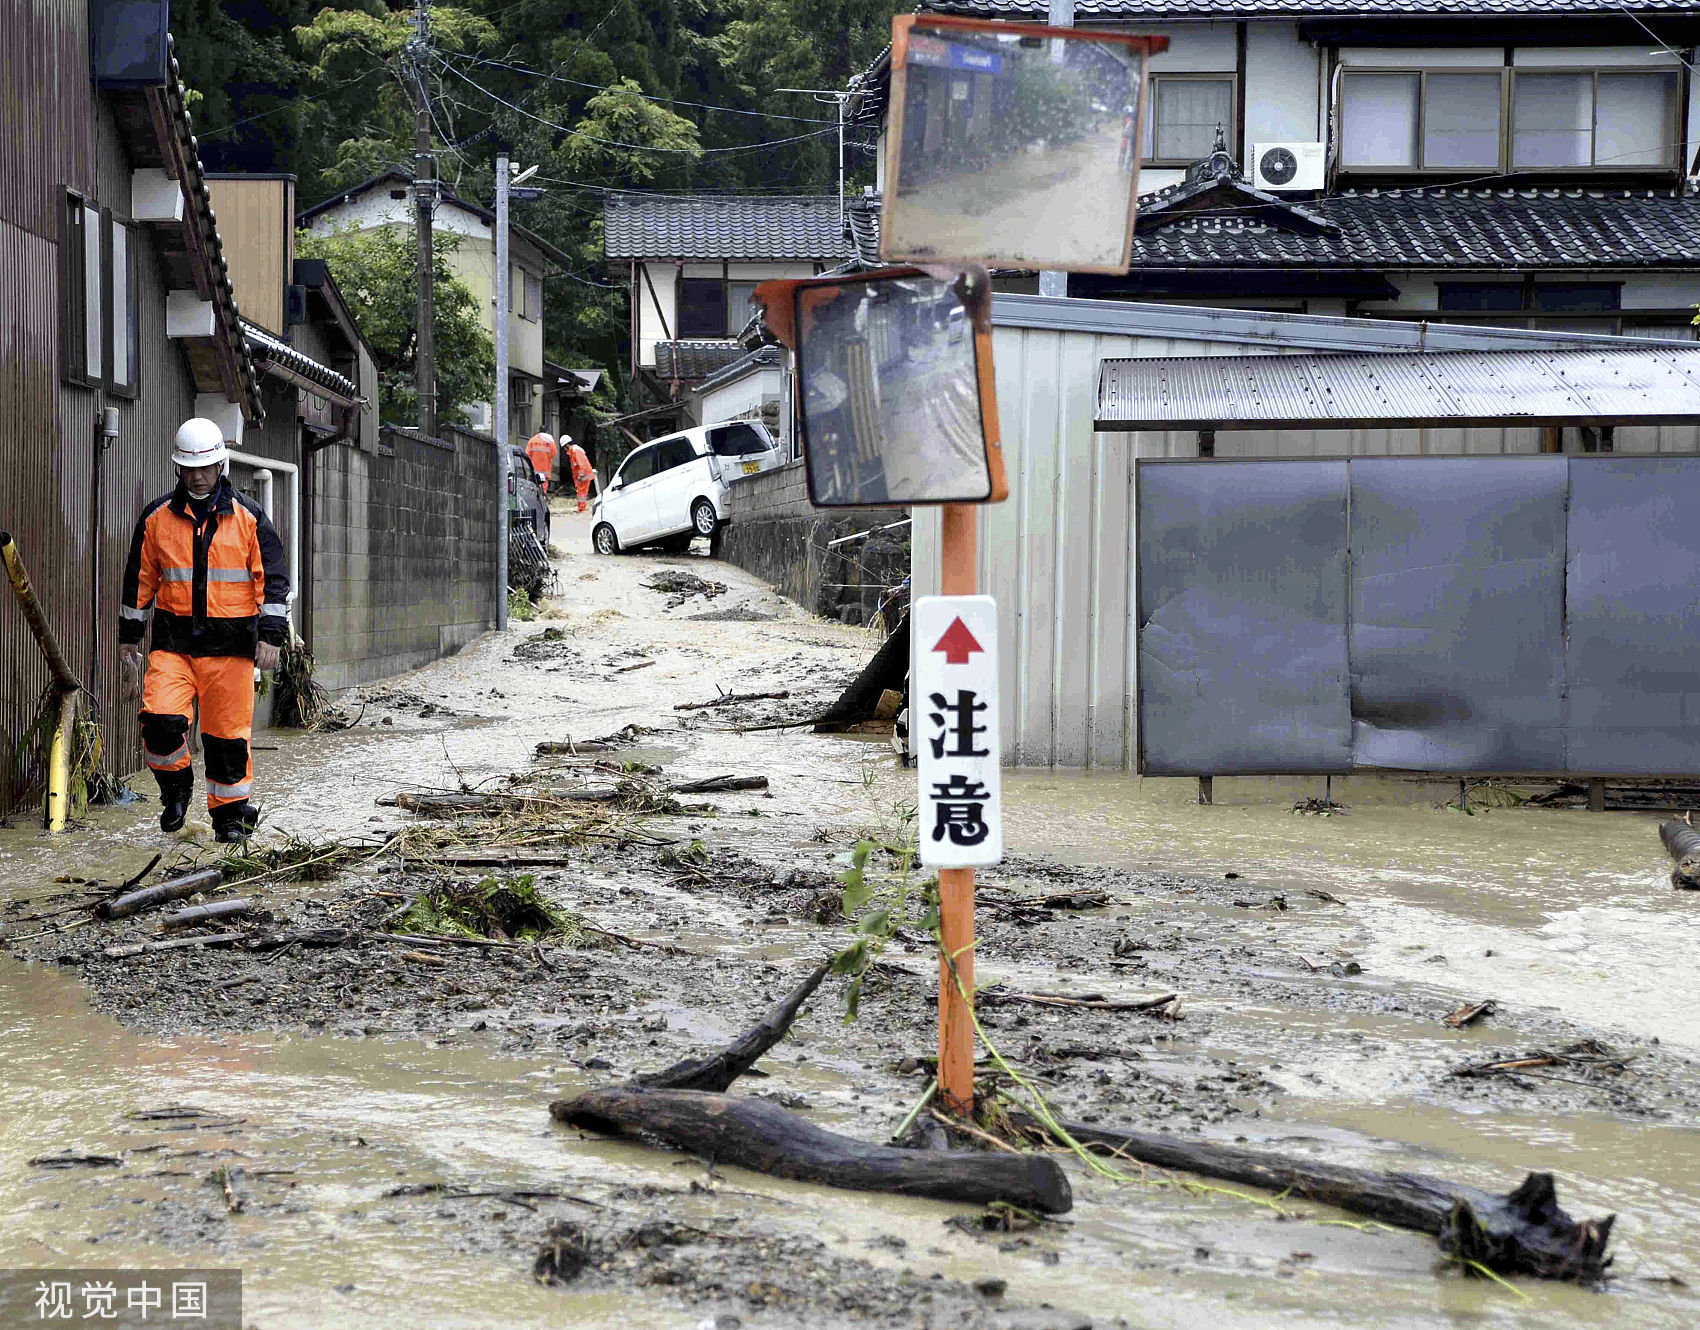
921, 321, 1700, 771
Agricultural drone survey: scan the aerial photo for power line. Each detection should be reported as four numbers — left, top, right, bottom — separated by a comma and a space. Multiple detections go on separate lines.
438, 57, 838, 155
197, 64, 385, 140
444, 52, 838, 124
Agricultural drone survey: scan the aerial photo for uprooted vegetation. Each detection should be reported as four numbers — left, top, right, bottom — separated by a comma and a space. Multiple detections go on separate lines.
394, 873, 584, 944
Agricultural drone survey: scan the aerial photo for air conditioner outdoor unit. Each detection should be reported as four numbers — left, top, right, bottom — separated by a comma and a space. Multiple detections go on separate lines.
1250, 142, 1325, 192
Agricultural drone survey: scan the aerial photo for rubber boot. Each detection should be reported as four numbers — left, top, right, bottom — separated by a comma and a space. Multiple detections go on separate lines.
156, 768, 194, 834
211, 800, 260, 844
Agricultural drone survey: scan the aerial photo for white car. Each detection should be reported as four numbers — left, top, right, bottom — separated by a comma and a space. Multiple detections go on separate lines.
591, 421, 782, 555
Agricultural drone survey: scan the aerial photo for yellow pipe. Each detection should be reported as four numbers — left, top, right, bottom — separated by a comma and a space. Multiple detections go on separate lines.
45, 689, 77, 834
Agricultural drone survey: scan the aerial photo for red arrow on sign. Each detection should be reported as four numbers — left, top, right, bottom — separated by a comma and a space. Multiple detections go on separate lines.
931, 617, 984, 665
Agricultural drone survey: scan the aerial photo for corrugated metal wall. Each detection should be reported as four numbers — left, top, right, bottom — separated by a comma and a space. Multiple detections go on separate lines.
912, 321, 1700, 771
2, 4, 197, 814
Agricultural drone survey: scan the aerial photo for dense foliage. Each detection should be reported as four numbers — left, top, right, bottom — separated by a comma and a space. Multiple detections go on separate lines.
174, 0, 898, 409
295, 225, 496, 423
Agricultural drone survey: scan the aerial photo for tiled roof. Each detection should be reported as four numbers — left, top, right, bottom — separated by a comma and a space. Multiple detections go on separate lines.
929, 0, 1700, 14
655, 341, 748, 379
697, 345, 787, 395
1129, 186, 1700, 269
243, 321, 359, 402
604, 194, 854, 260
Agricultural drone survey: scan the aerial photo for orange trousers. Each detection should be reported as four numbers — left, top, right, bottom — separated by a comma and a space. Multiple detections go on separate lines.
139, 651, 255, 809
574, 475, 591, 513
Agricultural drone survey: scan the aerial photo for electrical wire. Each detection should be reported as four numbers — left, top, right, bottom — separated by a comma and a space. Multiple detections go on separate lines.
443, 52, 839, 124
197, 64, 386, 140
437, 56, 840, 155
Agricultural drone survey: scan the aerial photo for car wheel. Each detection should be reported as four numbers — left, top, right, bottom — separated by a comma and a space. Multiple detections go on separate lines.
691, 499, 717, 537
593, 523, 620, 556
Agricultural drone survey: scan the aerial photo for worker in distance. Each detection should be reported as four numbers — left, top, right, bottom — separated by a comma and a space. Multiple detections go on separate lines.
119, 418, 290, 842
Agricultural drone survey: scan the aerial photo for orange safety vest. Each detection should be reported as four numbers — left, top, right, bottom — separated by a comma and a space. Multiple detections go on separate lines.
566, 443, 593, 489
119, 476, 289, 659
526, 433, 559, 491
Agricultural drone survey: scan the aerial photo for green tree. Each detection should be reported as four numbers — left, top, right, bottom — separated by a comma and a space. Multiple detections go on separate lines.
295, 226, 495, 427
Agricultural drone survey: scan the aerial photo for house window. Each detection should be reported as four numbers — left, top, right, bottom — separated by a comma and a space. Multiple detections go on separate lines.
678, 278, 728, 338
1142, 75, 1235, 163
524, 271, 543, 323
63, 194, 138, 394
728, 281, 760, 336
1439, 281, 1622, 329
1340, 68, 1677, 172
1513, 70, 1677, 168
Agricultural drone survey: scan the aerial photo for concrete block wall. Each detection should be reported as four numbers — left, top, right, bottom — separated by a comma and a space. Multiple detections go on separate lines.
719, 460, 909, 624
309, 425, 499, 691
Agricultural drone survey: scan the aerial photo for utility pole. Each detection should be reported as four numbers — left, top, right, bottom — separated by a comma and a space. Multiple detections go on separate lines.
494, 148, 510, 631
1038, 0, 1075, 300
410, 0, 437, 437
777, 87, 850, 234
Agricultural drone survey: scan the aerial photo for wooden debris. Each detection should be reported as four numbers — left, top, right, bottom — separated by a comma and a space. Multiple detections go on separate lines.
1443, 999, 1497, 1029
980, 889, 1111, 913
978, 985, 1177, 1013
1305, 888, 1347, 905
161, 899, 253, 930
1011, 1113, 1613, 1281
674, 689, 790, 712
669, 775, 768, 794
555, 1087, 1071, 1214
211, 1165, 245, 1214
535, 740, 617, 755
1297, 955, 1362, 977
1659, 819, 1700, 890
635, 963, 828, 1092
103, 932, 246, 960
30, 1152, 124, 1168
400, 950, 450, 967
552, 963, 1072, 1214
613, 659, 656, 674
95, 868, 223, 920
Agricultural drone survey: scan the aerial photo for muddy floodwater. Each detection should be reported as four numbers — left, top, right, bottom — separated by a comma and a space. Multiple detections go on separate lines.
4, 504, 1699, 1329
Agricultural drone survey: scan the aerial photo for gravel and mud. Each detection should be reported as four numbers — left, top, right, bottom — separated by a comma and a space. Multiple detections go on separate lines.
5, 502, 1700, 1330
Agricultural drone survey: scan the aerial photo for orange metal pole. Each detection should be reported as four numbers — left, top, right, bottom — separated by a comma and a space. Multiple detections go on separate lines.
937, 502, 977, 1116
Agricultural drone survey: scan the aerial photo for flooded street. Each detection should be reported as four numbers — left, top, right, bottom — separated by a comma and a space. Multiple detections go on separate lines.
4, 503, 1699, 1328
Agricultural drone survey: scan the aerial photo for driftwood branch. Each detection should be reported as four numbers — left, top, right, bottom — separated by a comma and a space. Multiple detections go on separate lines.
553, 1087, 1071, 1214
674, 689, 790, 712
161, 899, 253, 930
96, 868, 223, 920
552, 963, 1072, 1214
1013, 1113, 1612, 1281
1659, 819, 1700, 890
635, 963, 828, 1092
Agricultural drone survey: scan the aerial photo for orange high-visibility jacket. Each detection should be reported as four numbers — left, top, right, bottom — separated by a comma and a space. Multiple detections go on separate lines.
119, 476, 290, 660
566, 443, 593, 488
526, 433, 559, 488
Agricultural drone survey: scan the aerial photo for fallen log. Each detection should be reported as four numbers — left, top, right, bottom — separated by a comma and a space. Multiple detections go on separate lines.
669, 775, 768, 795
554, 1088, 1071, 1213
1012, 1113, 1612, 1281
161, 899, 253, 930
535, 740, 617, 755
102, 932, 245, 959
552, 963, 1072, 1213
95, 868, 223, 920
1659, 819, 1700, 889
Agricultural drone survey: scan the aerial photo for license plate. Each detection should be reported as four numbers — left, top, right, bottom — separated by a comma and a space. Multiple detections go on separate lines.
741, 460, 761, 475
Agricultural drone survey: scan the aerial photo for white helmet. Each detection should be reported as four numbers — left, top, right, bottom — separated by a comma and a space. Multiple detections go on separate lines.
171, 418, 229, 469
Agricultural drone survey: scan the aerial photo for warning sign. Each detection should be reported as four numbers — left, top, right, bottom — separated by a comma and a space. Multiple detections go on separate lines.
914, 595, 1002, 867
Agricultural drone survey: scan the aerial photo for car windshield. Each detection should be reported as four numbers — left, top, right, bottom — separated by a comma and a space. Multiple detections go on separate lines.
708, 423, 772, 457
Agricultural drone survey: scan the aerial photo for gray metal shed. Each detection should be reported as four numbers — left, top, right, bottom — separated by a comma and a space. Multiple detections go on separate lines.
910, 296, 1700, 770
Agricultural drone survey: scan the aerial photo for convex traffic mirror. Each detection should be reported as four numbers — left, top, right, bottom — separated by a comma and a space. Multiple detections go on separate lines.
755, 266, 1007, 507
881, 15, 1166, 273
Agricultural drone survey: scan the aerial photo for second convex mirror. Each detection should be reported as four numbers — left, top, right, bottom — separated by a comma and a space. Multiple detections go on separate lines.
881, 16, 1167, 273
755, 266, 1007, 508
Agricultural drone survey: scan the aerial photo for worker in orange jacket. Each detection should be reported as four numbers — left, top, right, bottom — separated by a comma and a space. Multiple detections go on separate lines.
526, 431, 560, 494
565, 437, 595, 513
119, 419, 290, 842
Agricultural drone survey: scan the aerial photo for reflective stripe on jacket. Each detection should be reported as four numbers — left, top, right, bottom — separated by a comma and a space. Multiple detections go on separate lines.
118, 476, 290, 659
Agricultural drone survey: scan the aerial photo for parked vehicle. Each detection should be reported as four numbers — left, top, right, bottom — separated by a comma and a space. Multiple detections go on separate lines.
507, 446, 550, 542
591, 421, 782, 556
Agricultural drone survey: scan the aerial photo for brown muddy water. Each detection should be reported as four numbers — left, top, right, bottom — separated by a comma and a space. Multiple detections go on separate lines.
3, 508, 1699, 1328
